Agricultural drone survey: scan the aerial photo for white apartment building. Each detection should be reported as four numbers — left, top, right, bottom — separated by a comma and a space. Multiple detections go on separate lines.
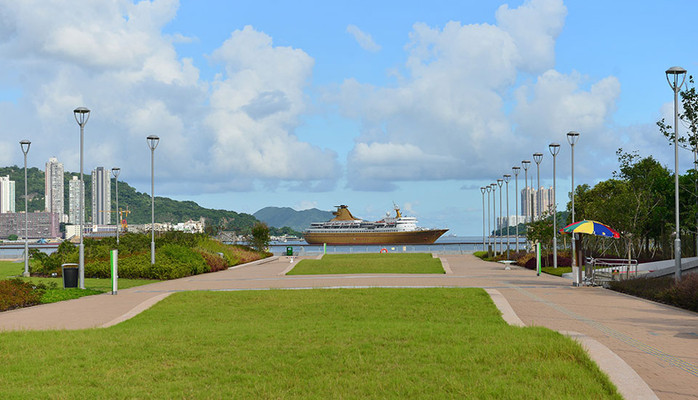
45, 157, 64, 221
521, 186, 554, 221
91, 167, 111, 225
0, 175, 15, 213
68, 176, 84, 225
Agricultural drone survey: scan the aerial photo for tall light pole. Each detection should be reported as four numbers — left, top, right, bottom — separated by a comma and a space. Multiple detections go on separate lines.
567, 131, 580, 284
486, 185, 492, 256
491, 183, 497, 256
533, 153, 543, 221
74, 107, 90, 289
503, 174, 511, 259
111, 167, 121, 245
667, 66, 687, 282
147, 135, 159, 265
512, 166, 521, 252
20, 140, 31, 277
549, 143, 561, 268
480, 187, 487, 252
522, 160, 531, 224
497, 179, 504, 254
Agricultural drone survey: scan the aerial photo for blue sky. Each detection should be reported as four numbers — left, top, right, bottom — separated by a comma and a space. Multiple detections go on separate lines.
0, 0, 697, 235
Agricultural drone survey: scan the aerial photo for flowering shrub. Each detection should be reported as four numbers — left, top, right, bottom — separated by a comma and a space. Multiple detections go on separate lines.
0, 279, 47, 312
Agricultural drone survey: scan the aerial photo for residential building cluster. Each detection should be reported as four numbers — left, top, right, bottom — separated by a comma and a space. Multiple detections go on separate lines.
0, 156, 203, 240
493, 186, 554, 232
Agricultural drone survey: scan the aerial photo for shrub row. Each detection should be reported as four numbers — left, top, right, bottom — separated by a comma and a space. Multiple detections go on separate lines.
0, 279, 47, 312
609, 273, 698, 312
85, 244, 210, 280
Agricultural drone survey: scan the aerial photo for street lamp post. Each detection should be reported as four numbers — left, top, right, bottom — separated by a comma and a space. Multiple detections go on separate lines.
74, 107, 90, 289
486, 185, 492, 256
491, 183, 497, 256
111, 167, 121, 245
533, 153, 543, 221
567, 131, 580, 285
666, 66, 687, 282
503, 174, 511, 259
20, 140, 31, 277
497, 179, 504, 254
147, 135, 160, 265
512, 166, 521, 252
480, 187, 487, 252
549, 143, 561, 268
522, 160, 531, 223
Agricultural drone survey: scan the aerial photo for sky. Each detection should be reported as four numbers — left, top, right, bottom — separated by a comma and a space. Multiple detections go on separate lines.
0, 0, 697, 236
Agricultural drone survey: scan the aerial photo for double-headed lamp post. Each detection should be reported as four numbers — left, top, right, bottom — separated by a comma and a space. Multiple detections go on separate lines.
549, 143, 561, 268
486, 185, 492, 255
497, 179, 504, 254
20, 140, 31, 277
147, 135, 160, 265
567, 131, 580, 284
512, 166, 521, 252
480, 187, 487, 252
491, 183, 497, 256
74, 107, 90, 289
522, 160, 531, 223
111, 167, 121, 245
533, 153, 543, 221
667, 66, 687, 282
503, 174, 511, 259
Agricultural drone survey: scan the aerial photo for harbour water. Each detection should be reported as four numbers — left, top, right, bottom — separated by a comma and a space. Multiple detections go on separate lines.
268, 235, 527, 256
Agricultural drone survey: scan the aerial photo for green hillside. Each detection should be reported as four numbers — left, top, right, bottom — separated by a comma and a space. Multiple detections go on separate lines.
0, 166, 275, 234
253, 207, 333, 232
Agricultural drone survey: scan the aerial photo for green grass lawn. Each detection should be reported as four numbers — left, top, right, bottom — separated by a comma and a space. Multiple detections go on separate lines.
0, 288, 619, 399
288, 253, 445, 275
0, 259, 157, 303
541, 266, 572, 277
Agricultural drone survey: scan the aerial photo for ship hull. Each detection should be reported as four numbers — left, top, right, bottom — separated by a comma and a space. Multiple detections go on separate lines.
303, 229, 448, 245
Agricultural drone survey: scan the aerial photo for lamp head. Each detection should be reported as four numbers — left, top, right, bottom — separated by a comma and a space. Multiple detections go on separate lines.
666, 66, 687, 90
521, 160, 531, 171
497, 179, 503, 187
512, 166, 520, 176
566, 131, 580, 145
73, 107, 90, 126
503, 174, 511, 183
533, 152, 543, 164
549, 142, 561, 156
147, 135, 160, 150
111, 167, 121, 178
480, 186, 486, 194
20, 140, 31, 154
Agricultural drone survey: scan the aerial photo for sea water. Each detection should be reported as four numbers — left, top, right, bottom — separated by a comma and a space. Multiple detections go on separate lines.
268, 235, 527, 256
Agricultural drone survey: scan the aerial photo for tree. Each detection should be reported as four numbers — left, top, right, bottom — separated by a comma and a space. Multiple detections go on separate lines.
250, 222, 270, 252
7, 234, 18, 241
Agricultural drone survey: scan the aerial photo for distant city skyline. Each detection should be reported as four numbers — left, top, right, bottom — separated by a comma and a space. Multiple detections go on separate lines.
1, 1, 697, 235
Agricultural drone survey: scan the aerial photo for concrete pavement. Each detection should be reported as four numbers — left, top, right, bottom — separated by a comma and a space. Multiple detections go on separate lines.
1, 254, 697, 399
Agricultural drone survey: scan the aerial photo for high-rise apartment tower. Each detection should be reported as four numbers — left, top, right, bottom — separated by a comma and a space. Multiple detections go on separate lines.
44, 157, 64, 220
91, 167, 111, 225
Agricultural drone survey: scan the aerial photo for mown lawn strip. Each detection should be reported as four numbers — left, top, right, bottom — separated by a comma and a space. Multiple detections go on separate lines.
0, 288, 620, 399
288, 253, 444, 275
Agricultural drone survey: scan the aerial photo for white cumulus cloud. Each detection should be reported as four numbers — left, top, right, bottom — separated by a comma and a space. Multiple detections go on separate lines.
346, 24, 381, 52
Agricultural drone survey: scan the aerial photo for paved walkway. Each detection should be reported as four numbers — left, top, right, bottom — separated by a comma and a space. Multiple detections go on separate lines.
1, 255, 697, 399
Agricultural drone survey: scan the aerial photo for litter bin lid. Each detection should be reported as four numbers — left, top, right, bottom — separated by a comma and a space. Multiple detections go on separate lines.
61, 263, 78, 268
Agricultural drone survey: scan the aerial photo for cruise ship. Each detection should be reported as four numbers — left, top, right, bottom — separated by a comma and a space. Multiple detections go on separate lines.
302, 204, 448, 245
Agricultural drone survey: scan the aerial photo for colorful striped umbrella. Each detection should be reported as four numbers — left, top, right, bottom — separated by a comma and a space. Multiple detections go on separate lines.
559, 220, 620, 238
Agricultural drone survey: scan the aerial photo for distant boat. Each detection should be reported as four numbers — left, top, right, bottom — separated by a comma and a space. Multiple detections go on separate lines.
303, 204, 448, 245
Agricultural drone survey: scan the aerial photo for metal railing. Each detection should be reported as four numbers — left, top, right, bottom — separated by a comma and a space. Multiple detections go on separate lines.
587, 257, 638, 286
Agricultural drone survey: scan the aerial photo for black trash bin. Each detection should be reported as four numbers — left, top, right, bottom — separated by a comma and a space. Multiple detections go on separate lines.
62, 263, 79, 288
286, 246, 293, 256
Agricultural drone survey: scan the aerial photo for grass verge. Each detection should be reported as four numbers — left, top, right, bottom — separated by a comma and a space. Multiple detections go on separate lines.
0, 259, 157, 304
288, 253, 444, 275
0, 288, 620, 399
